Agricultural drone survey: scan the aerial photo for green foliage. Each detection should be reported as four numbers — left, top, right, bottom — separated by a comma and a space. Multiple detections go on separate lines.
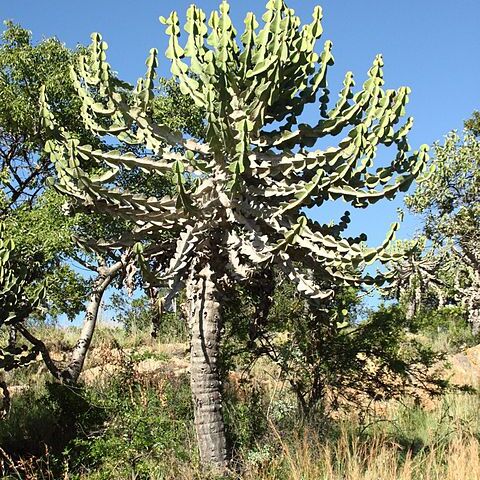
0, 22, 93, 324
464, 110, 480, 137
224, 276, 444, 416
412, 305, 476, 352
0, 221, 46, 371
109, 292, 188, 342
152, 78, 205, 140
70, 371, 194, 479
224, 380, 269, 456
0, 381, 99, 460
0, 365, 196, 479
0, 21, 85, 135
405, 122, 480, 332
0, 21, 94, 210
109, 293, 154, 333
405, 130, 480, 245
3, 189, 89, 321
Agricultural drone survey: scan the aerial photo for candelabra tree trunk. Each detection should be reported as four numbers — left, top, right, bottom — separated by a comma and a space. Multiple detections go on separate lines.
187, 260, 228, 473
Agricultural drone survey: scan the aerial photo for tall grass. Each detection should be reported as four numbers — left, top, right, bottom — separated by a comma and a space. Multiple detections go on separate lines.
238, 426, 480, 480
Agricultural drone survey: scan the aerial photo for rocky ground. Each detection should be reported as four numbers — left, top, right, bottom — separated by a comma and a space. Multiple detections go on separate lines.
4, 342, 480, 404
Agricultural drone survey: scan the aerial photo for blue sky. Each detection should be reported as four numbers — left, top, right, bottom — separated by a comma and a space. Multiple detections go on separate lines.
3, 1, 480, 317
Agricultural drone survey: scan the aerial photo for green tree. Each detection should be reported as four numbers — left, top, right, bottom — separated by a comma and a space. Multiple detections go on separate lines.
405, 120, 480, 333
0, 21, 95, 211
0, 221, 46, 372
41, 0, 429, 471
0, 22, 202, 384
385, 239, 448, 320
0, 22, 96, 383
464, 110, 480, 137
0, 21, 91, 316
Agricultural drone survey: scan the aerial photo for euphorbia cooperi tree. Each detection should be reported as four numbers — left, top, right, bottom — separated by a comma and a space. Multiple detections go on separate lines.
40, 0, 429, 471
0, 221, 46, 373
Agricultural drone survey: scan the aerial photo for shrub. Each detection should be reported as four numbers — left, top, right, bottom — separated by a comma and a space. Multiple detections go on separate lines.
68, 363, 195, 478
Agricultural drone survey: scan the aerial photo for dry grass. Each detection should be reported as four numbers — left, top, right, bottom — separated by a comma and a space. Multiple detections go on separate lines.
235, 427, 480, 480
8, 427, 477, 480
2, 386, 479, 480
129, 424, 480, 480
135, 393, 480, 480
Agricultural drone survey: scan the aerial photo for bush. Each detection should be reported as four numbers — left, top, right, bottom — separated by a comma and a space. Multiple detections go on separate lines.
0, 359, 196, 479
224, 377, 269, 457
412, 305, 478, 353
223, 271, 445, 417
109, 293, 188, 343
67, 363, 195, 479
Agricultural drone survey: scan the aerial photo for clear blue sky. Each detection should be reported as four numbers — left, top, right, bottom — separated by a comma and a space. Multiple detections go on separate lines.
2, 0, 479, 243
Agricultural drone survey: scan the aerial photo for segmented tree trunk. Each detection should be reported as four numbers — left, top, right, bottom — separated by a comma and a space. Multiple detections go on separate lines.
187, 262, 228, 472
61, 261, 122, 383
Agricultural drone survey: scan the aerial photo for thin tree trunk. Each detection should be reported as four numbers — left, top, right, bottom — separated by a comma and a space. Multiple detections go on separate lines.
187, 262, 228, 473
7, 327, 17, 349
406, 299, 416, 321
61, 261, 122, 383
14, 260, 123, 384
0, 379, 10, 419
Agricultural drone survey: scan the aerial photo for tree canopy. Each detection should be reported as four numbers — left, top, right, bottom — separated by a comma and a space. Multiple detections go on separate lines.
405, 115, 480, 332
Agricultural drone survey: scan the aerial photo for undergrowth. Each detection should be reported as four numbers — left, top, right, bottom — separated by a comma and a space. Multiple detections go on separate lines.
1, 357, 479, 480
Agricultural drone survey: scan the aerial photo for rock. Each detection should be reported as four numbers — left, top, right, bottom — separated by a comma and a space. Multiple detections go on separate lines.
8, 385, 28, 397
136, 357, 189, 376
81, 364, 120, 385
446, 344, 480, 387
